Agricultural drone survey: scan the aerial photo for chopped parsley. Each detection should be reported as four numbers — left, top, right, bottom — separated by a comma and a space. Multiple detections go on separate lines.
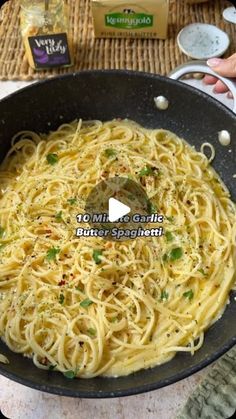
59, 293, 64, 304
92, 249, 103, 264
63, 370, 76, 379
55, 211, 63, 222
147, 201, 157, 214
76, 286, 84, 293
0, 244, 5, 251
128, 194, 135, 201
139, 166, 153, 177
166, 216, 174, 222
163, 247, 183, 262
104, 148, 117, 158
49, 364, 57, 371
183, 289, 194, 300
101, 223, 110, 230
46, 153, 58, 165
198, 268, 206, 276
169, 247, 183, 261
80, 298, 93, 308
0, 226, 5, 238
111, 317, 117, 323
166, 231, 174, 242
87, 327, 96, 336
67, 198, 77, 205
45, 246, 60, 261
160, 290, 169, 301
163, 253, 168, 262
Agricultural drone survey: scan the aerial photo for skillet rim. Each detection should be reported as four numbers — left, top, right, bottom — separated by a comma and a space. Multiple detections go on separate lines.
0, 68, 235, 119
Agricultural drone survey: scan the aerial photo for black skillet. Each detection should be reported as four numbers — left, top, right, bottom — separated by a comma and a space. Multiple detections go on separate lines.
0, 69, 236, 397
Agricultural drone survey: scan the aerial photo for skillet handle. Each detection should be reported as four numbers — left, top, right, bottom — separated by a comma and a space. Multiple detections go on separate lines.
169, 61, 236, 114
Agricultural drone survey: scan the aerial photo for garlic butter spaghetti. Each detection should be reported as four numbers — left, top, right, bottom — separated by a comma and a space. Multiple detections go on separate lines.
0, 119, 235, 377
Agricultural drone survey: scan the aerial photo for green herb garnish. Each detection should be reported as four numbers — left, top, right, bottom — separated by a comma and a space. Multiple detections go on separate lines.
92, 249, 103, 264
46, 153, 58, 165
183, 289, 194, 300
163, 253, 168, 262
147, 201, 157, 214
104, 148, 117, 158
101, 223, 110, 230
80, 298, 93, 308
76, 286, 84, 293
128, 194, 135, 201
0, 227, 5, 238
111, 317, 117, 323
169, 247, 183, 261
67, 198, 77, 205
63, 370, 76, 379
87, 327, 96, 336
59, 293, 64, 304
198, 268, 206, 276
160, 290, 169, 301
163, 247, 183, 262
49, 364, 57, 371
139, 166, 153, 177
166, 216, 174, 222
0, 244, 5, 251
55, 211, 63, 222
45, 246, 60, 261
166, 231, 174, 242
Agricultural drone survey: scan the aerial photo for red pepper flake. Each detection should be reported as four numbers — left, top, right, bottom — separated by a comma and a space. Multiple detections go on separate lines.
58, 280, 66, 286
101, 171, 109, 179
41, 357, 49, 365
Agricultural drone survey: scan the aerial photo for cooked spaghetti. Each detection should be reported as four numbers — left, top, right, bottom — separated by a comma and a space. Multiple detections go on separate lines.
0, 119, 235, 378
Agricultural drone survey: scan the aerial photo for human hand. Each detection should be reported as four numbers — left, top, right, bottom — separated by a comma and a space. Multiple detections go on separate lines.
203, 54, 236, 98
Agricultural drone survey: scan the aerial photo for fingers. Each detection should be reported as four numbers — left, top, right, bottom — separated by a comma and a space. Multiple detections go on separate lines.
203, 75, 229, 94
207, 54, 236, 78
203, 75, 218, 85
213, 80, 228, 94
203, 54, 236, 97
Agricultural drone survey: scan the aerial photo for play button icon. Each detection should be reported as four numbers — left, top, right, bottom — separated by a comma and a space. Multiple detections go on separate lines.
85, 177, 152, 241
108, 198, 131, 222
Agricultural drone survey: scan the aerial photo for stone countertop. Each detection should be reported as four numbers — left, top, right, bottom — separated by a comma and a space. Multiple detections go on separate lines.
0, 366, 211, 419
0, 79, 232, 419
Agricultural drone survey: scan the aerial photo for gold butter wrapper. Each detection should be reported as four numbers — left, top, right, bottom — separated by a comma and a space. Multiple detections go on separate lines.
91, 0, 169, 39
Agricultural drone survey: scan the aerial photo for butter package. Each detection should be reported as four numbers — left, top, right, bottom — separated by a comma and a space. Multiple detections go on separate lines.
91, 0, 169, 39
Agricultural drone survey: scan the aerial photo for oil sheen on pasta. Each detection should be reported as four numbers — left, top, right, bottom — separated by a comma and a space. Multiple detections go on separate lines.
0, 120, 236, 378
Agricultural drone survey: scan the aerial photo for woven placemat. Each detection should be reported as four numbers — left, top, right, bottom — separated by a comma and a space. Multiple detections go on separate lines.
0, 0, 235, 80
